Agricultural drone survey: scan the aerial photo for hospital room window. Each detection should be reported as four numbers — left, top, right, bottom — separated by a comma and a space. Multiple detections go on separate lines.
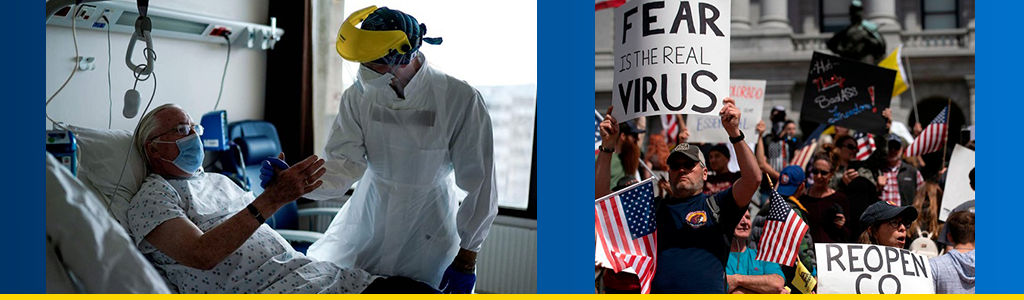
313, 0, 537, 216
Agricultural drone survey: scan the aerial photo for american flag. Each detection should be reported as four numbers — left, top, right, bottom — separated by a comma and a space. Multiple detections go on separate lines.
595, 178, 658, 294
905, 106, 949, 157
661, 115, 680, 145
790, 124, 826, 170
595, 0, 626, 11
755, 189, 810, 267
854, 132, 876, 161
595, 109, 604, 155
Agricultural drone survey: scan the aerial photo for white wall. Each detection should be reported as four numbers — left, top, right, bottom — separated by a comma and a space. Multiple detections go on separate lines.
45, 0, 270, 131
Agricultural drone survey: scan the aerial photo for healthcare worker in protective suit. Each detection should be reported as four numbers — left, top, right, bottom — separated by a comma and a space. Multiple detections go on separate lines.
260, 6, 497, 293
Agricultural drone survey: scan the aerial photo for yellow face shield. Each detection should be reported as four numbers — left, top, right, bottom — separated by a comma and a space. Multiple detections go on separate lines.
336, 6, 413, 63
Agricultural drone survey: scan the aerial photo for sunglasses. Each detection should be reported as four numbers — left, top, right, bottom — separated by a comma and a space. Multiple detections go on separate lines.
668, 160, 699, 171
843, 144, 857, 151
809, 169, 830, 176
885, 218, 912, 228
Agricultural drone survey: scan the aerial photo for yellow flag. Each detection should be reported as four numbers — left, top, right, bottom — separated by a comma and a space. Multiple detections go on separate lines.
877, 45, 908, 97
821, 125, 836, 136
792, 259, 817, 294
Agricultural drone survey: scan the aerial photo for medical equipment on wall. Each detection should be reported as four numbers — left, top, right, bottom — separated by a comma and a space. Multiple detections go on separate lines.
46, 130, 79, 175
123, 0, 155, 119
46, 1, 284, 50
124, 0, 155, 77
46, 0, 284, 124
200, 111, 229, 151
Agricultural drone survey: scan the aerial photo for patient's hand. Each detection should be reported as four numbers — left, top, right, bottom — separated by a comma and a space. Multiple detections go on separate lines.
259, 152, 290, 188
263, 155, 326, 204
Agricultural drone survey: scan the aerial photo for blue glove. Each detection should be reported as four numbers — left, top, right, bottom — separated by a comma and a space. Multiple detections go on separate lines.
258, 157, 289, 188
438, 264, 476, 294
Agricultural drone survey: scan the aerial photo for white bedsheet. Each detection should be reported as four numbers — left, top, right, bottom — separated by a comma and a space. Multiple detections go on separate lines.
46, 153, 171, 293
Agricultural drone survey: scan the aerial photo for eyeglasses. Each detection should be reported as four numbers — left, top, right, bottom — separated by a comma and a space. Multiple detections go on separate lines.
885, 218, 912, 228
668, 160, 699, 171
809, 169, 830, 176
150, 123, 204, 141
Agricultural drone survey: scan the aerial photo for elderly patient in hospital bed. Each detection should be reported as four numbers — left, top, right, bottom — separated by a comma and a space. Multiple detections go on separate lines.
123, 104, 429, 294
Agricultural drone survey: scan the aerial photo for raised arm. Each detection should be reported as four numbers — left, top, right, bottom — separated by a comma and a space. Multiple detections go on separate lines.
754, 121, 779, 180
595, 106, 619, 199
144, 156, 326, 270
720, 98, 762, 209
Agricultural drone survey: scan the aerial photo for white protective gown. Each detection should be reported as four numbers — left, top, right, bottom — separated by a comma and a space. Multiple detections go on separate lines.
305, 54, 498, 288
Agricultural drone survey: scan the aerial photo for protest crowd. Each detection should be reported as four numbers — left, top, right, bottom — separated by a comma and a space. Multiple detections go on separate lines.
595, 103, 975, 294
594, 0, 974, 294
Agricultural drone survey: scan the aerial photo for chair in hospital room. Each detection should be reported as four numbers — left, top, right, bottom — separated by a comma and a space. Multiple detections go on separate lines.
226, 120, 339, 253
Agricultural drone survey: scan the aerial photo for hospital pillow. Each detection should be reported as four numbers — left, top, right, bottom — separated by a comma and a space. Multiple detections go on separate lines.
67, 125, 147, 228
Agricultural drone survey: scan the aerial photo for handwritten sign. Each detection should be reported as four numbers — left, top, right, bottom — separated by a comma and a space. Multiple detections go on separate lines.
800, 52, 894, 135
612, 0, 731, 121
940, 145, 975, 221
815, 243, 935, 294
687, 79, 764, 145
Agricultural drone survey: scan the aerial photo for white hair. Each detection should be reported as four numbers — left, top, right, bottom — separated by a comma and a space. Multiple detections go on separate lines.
133, 103, 182, 167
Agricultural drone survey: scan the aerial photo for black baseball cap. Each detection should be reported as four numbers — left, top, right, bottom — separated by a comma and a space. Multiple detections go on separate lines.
667, 143, 705, 169
859, 201, 918, 230
619, 120, 645, 135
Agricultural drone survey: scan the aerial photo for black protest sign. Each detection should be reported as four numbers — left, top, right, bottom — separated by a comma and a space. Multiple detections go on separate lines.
800, 52, 895, 135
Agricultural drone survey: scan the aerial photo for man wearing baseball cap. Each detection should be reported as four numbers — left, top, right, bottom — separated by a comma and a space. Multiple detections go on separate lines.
650, 98, 762, 293
877, 133, 923, 206
703, 144, 740, 195
596, 98, 761, 293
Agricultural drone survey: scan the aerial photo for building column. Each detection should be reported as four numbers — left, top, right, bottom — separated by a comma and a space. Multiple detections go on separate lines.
732, 0, 750, 30
758, 0, 790, 31
864, 0, 901, 30
965, 74, 975, 125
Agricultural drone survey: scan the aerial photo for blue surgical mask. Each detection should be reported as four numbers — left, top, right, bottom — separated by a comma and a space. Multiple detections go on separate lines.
153, 133, 204, 174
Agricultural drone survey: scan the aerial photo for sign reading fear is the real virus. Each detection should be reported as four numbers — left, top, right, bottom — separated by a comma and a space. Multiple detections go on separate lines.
612, 0, 730, 121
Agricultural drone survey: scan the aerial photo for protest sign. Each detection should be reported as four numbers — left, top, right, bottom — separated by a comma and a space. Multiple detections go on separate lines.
612, 0, 731, 121
940, 145, 975, 221
800, 52, 895, 135
815, 243, 935, 294
722, 140, 757, 173
687, 79, 765, 145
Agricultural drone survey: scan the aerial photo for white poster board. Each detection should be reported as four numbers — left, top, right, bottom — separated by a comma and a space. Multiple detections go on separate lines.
612, 0, 731, 121
815, 243, 935, 294
940, 145, 975, 221
724, 137, 757, 172
687, 79, 765, 145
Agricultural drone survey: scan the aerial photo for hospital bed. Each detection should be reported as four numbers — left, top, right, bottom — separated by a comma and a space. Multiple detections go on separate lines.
45, 125, 341, 293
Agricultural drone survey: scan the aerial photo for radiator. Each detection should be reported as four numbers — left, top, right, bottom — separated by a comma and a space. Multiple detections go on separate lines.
300, 201, 537, 294
475, 215, 537, 294
299, 197, 347, 232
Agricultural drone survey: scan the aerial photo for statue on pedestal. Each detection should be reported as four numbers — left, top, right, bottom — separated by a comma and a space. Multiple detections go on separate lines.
826, 0, 887, 64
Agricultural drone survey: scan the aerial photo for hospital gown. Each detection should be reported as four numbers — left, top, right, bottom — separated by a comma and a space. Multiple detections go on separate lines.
127, 172, 378, 294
